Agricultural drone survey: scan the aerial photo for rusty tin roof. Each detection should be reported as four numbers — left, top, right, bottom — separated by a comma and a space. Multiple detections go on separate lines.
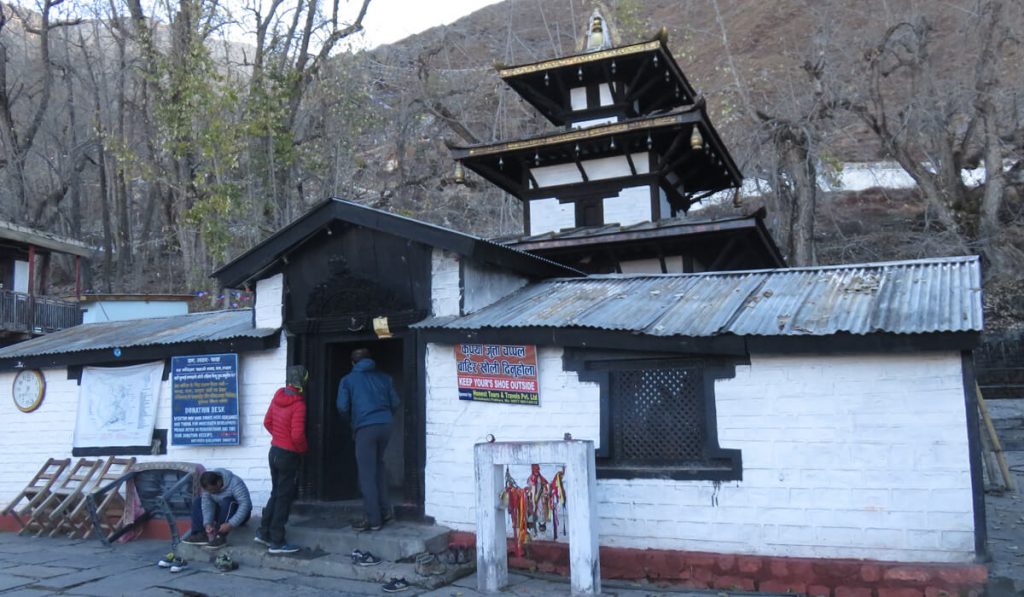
416, 256, 983, 337
0, 309, 274, 359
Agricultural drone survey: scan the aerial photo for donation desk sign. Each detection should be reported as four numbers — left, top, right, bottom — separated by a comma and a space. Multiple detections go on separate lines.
171, 353, 240, 446
455, 344, 540, 405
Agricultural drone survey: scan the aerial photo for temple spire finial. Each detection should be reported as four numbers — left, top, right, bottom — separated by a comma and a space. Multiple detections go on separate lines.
583, 9, 613, 53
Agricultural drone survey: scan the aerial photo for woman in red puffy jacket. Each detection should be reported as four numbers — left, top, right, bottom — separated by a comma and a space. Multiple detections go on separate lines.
256, 365, 308, 554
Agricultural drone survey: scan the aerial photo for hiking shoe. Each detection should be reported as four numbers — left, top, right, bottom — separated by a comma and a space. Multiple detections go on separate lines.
350, 549, 364, 564
214, 554, 238, 572
356, 551, 382, 566
203, 534, 227, 550
414, 553, 446, 576
382, 577, 410, 593
351, 518, 382, 532
268, 543, 301, 554
158, 552, 184, 568
253, 531, 271, 546
181, 531, 208, 545
441, 547, 458, 565
169, 560, 189, 573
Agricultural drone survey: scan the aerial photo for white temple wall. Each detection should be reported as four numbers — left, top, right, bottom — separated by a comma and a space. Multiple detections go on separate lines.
462, 261, 529, 314
254, 273, 283, 328
423, 346, 975, 563
603, 186, 652, 226
0, 339, 289, 513
431, 249, 462, 317
529, 199, 576, 236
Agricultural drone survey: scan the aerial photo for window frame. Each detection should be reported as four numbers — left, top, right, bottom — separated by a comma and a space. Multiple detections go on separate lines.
565, 350, 743, 481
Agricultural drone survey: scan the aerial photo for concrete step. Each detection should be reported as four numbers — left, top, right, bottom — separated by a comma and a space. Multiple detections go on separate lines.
175, 518, 472, 591
187, 515, 449, 562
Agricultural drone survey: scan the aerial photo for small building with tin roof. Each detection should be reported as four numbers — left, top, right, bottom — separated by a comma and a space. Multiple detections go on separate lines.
414, 255, 986, 593
0, 197, 578, 521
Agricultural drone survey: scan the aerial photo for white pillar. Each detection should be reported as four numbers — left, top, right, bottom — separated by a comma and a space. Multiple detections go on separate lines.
473, 440, 600, 595
475, 446, 507, 592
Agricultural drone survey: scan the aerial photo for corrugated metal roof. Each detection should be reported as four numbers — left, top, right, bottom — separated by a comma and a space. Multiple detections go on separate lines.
415, 256, 983, 337
493, 212, 758, 245
0, 310, 275, 359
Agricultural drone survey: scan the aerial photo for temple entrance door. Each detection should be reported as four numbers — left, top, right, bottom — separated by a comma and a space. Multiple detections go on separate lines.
317, 337, 406, 502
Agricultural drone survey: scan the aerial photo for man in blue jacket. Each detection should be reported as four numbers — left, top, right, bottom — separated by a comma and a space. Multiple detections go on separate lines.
336, 347, 400, 531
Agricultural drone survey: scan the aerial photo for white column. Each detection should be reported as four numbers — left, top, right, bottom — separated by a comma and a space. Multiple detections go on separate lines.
475, 445, 507, 592
473, 440, 600, 595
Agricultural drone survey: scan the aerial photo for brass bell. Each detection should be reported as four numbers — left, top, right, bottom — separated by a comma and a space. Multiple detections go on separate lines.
690, 127, 704, 150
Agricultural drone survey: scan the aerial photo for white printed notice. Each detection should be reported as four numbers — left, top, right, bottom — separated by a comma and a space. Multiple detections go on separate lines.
73, 361, 164, 448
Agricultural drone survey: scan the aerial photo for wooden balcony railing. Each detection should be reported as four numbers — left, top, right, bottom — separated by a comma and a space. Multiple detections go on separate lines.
0, 290, 82, 335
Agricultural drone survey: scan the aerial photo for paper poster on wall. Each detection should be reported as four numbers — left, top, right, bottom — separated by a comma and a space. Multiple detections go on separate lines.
171, 353, 240, 446
455, 344, 540, 405
73, 361, 164, 448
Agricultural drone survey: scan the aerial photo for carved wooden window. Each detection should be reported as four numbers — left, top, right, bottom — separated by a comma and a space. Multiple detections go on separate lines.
609, 367, 706, 466
565, 352, 742, 481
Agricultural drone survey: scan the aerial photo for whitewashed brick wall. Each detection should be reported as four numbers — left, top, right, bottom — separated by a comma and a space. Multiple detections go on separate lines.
462, 261, 528, 314
528, 198, 576, 236
254, 273, 283, 328
423, 345, 975, 563
424, 344, 600, 527
602, 186, 651, 226
431, 249, 461, 317
0, 337, 289, 515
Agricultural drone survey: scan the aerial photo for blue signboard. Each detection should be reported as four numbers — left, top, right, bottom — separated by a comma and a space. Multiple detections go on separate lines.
171, 354, 240, 446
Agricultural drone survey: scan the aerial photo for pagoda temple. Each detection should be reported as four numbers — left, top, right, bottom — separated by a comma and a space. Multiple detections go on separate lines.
449, 10, 784, 274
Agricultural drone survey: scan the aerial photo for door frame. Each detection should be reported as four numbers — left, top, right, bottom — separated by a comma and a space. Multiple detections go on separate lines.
295, 329, 424, 517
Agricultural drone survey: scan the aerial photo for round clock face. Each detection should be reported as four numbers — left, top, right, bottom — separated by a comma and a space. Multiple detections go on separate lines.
12, 370, 45, 413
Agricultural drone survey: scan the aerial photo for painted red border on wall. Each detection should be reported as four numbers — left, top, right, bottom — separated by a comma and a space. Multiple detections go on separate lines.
448, 531, 986, 596
0, 514, 189, 541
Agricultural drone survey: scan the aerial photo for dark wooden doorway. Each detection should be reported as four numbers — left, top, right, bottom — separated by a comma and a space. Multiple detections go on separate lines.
306, 336, 407, 502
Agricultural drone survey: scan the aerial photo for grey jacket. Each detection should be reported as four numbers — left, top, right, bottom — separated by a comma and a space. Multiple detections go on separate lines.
200, 468, 252, 528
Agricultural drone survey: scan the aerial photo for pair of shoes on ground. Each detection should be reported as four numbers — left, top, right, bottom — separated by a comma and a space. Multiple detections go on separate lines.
157, 552, 188, 573
351, 518, 383, 532
254, 531, 301, 554
382, 577, 410, 593
214, 554, 238, 572
350, 549, 382, 566
181, 531, 227, 550
414, 552, 446, 577
441, 545, 473, 566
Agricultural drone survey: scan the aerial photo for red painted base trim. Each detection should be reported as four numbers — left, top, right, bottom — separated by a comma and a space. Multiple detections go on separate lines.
0, 514, 190, 542
448, 531, 986, 597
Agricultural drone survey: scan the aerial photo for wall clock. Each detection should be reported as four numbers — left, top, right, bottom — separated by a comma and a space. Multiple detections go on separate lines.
12, 369, 45, 413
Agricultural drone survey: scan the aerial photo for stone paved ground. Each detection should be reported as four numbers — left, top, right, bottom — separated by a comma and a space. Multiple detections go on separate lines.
1, 402, 1021, 596
0, 533, 723, 596
985, 400, 1024, 595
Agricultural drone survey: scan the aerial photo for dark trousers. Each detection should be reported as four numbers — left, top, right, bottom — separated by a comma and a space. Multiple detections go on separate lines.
261, 446, 300, 544
189, 495, 248, 535
355, 423, 392, 526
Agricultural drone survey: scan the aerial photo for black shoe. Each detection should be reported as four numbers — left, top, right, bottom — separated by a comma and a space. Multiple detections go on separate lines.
204, 534, 227, 550
351, 518, 382, 532
181, 531, 208, 545
356, 551, 382, 566
253, 531, 271, 546
382, 577, 410, 593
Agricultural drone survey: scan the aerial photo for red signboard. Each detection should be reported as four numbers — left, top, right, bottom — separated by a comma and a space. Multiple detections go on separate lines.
455, 344, 540, 405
